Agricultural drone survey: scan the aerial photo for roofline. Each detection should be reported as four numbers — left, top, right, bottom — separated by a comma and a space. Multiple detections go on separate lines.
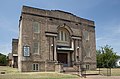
22, 5, 94, 24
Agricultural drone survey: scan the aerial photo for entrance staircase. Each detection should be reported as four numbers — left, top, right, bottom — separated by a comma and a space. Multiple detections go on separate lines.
63, 67, 79, 75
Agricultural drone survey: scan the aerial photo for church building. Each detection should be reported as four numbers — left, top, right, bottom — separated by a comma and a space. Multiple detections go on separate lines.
18, 6, 96, 72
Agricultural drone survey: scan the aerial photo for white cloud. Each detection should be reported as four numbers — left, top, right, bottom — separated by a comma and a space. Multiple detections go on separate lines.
96, 20, 120, 55
96, 37, 104, 41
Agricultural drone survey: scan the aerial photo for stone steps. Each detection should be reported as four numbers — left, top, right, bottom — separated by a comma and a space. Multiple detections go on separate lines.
63, 67, 79, 75
63, 67, 99, 76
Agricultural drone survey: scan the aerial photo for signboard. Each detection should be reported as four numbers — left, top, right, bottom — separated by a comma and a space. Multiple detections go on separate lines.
23, 46, 30, 56
116, 59, 120, 67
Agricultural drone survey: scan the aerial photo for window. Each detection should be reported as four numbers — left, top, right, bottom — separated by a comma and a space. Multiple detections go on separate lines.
23, 46, 30, 56
33, 22, 40, 33
83, 31, 89, 41
86, 48, 90, 57
33, 42, 39, 54
64, 32, 67, 41
61, 31, 63, 41
32, 63, 39, 71
86, 64, 90, 70
58, 29, 69, 41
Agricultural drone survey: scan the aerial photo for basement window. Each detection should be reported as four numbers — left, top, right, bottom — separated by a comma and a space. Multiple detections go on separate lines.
86, 64, 90, 70
32, 63, 39, 71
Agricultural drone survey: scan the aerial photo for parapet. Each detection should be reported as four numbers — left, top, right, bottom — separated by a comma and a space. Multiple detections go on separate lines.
21, 6, 94, 27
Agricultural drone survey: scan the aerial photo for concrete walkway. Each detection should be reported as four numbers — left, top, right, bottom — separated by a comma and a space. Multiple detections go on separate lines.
77, 75, 120, 79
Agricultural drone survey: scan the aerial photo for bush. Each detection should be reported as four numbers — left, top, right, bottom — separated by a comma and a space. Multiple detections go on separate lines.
0, 53, 7, 66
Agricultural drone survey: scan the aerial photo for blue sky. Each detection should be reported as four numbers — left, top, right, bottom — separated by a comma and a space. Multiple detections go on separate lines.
0, 0, 120, 55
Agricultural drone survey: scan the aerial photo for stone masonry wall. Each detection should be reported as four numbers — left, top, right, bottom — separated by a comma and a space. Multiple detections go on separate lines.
18, 6, 96, 72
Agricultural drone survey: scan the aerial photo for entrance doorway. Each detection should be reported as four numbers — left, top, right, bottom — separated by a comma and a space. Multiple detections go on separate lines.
57, 53, 68, 66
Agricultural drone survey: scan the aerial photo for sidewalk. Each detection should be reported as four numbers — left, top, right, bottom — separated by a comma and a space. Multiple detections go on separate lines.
81, 75, 120, 79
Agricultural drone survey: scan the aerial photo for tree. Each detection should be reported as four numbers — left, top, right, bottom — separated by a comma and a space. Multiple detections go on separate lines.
0, 53, 7, 66
97, 45, 118, 68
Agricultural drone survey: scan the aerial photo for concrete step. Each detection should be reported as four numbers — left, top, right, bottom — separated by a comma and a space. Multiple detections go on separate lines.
63, 67, 78, 72
63, 67, 80, 75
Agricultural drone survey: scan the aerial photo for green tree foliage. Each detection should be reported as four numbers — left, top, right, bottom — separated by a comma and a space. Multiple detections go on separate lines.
97, 45, 118, 68
0, 53, 7, 66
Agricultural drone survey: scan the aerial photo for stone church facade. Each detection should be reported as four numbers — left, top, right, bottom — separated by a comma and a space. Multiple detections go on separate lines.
18, 6, 96, 72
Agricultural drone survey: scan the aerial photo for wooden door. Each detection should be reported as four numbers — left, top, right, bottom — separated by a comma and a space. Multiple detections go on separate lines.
57, 53, 67, 64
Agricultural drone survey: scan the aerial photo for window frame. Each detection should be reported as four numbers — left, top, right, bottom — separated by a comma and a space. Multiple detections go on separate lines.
61, 31, 63, 41
33, 42, 39, 54
32, 63, 39, 71
86, 64, 90, 70
64, 32, 67, 41
23, 46, 30, 57
58, 29, 69, 42
86, 47, 90, 57
33, 22, 40, 33
83, 31, 89, 41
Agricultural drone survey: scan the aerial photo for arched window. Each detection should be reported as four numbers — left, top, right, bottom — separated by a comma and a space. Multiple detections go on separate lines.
58, 28, 69, 42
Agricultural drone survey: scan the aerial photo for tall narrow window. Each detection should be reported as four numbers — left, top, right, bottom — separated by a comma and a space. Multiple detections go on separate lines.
61, 31, 63, 41
65, 32, 67, 41
23, 46, 30, 56
86, 48, 90, 57
83, 31, 89, 41
33, 22, 40, 33
32, 63, 39, 71
58, 31, 60, 40
33, 42, 39, 54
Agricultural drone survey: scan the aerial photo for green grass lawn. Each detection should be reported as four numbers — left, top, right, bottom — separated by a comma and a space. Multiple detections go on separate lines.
86, 68, 120, 76
0, 66, 79, 79
102, 68, 120, 76
1, 66, 120, 79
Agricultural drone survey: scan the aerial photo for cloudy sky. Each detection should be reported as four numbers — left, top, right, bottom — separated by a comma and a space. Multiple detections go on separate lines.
0, 0, 120, 55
